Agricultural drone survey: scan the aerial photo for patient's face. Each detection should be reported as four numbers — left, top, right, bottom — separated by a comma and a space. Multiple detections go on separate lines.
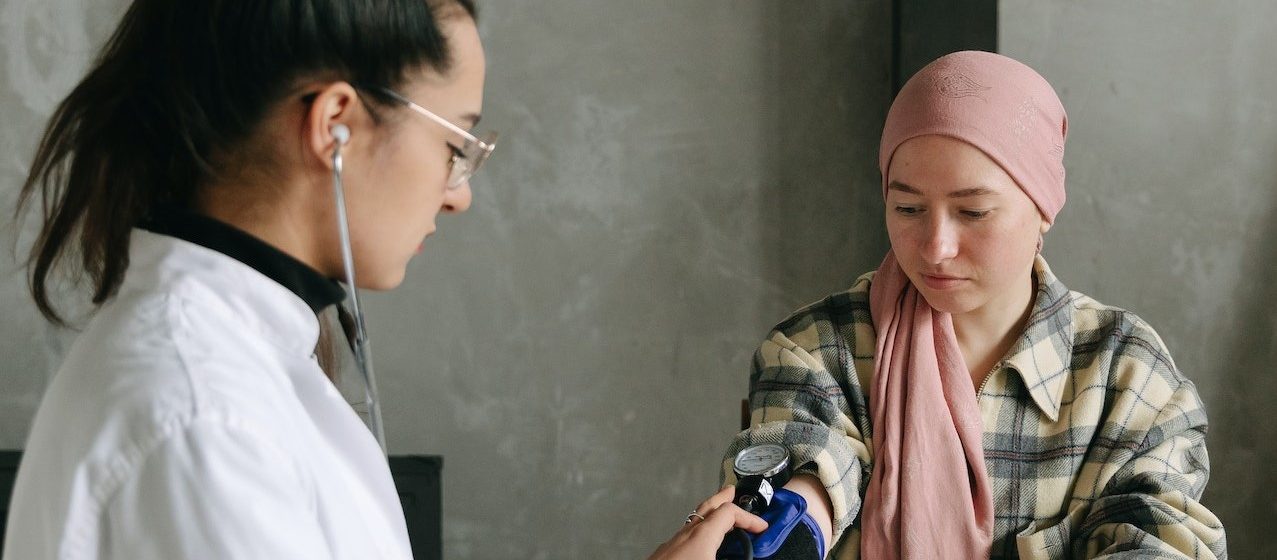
884, 135, 1046, 318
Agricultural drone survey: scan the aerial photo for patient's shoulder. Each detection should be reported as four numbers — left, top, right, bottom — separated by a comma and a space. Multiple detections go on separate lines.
765, 271, 876, 358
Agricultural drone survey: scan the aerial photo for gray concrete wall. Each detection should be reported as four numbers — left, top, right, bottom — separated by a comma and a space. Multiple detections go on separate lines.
0, 1, 891, 558
0, 0, 132, 445
1001, 1, 1277, 557
381, 3, 891, 557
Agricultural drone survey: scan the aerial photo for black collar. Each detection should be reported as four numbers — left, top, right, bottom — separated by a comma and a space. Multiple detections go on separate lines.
139, 211, 347, 313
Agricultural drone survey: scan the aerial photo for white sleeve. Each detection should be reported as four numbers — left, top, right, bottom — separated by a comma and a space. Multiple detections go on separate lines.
100, 419, 333, 560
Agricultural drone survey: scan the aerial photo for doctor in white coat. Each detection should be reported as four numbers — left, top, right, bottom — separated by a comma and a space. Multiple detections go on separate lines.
6, 0, 769, 557
5, 0, 487, 558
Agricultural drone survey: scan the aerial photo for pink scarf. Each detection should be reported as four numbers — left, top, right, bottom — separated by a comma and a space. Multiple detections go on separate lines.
861, 51, 1068, 559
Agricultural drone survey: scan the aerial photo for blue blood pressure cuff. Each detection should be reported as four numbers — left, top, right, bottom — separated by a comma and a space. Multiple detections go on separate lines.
716, 488, 826, 559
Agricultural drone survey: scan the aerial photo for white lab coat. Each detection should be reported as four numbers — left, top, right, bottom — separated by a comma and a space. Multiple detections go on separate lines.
3, 230, 413, 559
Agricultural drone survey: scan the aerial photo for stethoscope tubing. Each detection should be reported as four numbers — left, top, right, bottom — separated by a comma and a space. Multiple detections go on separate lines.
332, 139, 388, 455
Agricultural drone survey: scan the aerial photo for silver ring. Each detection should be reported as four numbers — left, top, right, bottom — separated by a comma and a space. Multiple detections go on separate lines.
685, 511, 707, 524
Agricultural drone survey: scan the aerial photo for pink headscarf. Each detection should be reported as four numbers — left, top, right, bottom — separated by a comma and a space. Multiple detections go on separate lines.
862, 51, 1067, 559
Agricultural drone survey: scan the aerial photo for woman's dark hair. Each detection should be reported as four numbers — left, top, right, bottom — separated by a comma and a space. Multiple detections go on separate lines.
17, 0, 477, 326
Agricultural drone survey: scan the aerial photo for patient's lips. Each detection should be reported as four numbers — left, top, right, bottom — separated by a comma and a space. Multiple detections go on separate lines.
920, 272, 966, 290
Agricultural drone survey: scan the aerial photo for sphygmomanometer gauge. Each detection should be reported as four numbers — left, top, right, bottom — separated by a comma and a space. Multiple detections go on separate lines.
731, 444, 792, 514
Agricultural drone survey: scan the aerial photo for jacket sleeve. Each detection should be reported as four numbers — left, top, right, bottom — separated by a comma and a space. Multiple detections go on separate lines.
720, 325, 872, 544
97, 419, 333, 560
1075, 381, 1228, 559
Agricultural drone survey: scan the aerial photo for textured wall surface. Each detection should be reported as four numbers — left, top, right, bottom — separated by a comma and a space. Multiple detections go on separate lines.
385, 3, 891, 557
0, 1, 891, 558
1001, 1, 1277, 557
0, 0, 132, 445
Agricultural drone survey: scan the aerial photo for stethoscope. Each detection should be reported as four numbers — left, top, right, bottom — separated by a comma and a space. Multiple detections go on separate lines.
329, 123, 388, 455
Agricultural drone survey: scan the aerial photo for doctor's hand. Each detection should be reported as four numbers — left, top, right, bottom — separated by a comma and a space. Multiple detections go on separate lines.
647, 486, 768, 560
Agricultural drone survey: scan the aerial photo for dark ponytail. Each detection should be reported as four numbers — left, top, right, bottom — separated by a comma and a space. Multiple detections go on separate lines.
17, 0, 477, 326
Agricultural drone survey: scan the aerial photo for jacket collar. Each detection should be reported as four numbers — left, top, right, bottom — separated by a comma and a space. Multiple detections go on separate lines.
999, 256, 1075, 422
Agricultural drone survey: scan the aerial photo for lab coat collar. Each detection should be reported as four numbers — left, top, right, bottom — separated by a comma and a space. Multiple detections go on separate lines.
124, 225, 334, 358
138, 210, 346, 313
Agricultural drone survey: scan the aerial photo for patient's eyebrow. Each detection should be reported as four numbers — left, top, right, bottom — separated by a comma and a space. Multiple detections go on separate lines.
887, 181, 921, 195
948, 186, 1000, 198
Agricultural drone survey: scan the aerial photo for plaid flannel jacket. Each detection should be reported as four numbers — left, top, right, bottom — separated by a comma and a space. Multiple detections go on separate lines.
721, 257, 1227, 559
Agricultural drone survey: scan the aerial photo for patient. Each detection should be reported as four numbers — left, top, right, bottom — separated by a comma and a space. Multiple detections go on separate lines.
701, 51, 1228, 559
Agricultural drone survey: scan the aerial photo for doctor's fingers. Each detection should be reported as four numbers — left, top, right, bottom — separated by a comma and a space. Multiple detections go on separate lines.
691, 485, 736, 517
648, 503, 767, 560
696, 503, 767, 536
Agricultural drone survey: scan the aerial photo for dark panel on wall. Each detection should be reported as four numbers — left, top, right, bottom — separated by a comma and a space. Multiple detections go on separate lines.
389, 455, 444, 560
0, 451, 18, 552
893, 0, 998, 93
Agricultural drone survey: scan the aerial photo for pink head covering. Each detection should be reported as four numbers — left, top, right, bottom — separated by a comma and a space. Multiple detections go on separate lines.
880, 50, 1068, 223
862, 51, 1067, 560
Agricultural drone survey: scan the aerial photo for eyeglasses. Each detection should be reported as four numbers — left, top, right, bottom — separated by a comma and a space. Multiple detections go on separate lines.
365, 86, 497, 189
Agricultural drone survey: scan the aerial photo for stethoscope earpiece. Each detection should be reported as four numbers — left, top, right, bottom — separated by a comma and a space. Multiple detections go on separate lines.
331, 123, 350, 146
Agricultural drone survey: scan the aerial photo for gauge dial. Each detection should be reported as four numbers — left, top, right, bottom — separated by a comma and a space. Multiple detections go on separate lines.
733, 443, 789, 477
